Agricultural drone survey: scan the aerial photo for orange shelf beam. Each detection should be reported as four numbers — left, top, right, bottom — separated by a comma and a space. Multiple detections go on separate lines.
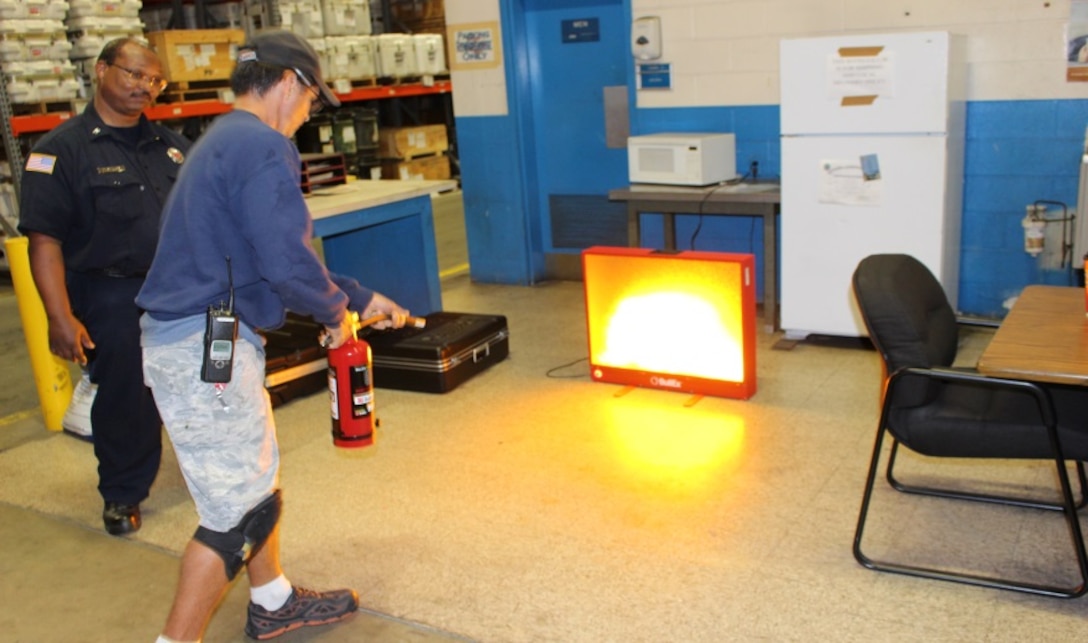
9, 79, 453, 136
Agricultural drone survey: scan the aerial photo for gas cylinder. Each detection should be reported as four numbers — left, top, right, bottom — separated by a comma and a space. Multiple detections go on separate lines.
327, 322, 376, 448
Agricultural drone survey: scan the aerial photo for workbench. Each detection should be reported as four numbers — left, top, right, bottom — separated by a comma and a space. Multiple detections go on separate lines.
306, 179, 457, 316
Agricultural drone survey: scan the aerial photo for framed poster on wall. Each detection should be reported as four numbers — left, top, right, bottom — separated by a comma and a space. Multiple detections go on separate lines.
1068, 0, 1088, 81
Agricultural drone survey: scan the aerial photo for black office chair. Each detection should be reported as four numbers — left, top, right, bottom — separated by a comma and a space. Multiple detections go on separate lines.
852, 253, 1088, 598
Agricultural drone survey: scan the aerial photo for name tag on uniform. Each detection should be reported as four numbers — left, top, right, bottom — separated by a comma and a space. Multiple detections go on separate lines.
25, 153, 57, 175
97, 165, 126, 174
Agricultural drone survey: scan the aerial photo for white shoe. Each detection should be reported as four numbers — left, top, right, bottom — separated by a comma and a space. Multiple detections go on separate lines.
61, 370, 96, 440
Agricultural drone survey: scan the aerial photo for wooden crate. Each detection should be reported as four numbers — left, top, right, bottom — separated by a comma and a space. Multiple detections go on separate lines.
380, 153, 451, 181
147, 29, 247, 83
377, 124, 448, 160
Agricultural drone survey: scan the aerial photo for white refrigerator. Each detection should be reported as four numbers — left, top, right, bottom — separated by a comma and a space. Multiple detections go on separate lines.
779, 31, 965, 339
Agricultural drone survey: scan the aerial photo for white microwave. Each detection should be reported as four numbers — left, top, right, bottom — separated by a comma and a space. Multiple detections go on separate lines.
627, 132, 737, 186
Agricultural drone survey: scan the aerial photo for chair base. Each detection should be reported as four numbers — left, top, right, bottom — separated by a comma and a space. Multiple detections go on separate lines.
854, 431, 1088, 599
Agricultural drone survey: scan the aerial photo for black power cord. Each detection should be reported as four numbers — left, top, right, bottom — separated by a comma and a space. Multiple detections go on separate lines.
688, 160, 761, 250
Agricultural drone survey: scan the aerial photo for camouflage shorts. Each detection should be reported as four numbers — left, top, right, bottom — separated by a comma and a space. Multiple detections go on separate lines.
142, 331, 279, 532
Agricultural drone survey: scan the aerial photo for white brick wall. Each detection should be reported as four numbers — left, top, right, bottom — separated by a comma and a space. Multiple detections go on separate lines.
446, 0, 507, 117
633, 0, 1088, 106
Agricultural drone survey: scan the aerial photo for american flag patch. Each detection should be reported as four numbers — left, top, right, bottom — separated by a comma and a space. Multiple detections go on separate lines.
26, 153, 57, 175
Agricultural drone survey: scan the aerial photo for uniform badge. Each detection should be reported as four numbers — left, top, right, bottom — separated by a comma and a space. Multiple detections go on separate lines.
25, 153, 57, 175
167, 147, 185, 164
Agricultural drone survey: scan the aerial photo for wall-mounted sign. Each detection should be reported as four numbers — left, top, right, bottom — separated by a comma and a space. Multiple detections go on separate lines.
562, 18, 599, 43
448, 21, 503, 70
637, 63, 670, 90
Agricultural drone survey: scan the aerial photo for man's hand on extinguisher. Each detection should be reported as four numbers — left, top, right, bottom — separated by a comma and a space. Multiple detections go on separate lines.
321, 314, 356, 350
361, 292, 410, 330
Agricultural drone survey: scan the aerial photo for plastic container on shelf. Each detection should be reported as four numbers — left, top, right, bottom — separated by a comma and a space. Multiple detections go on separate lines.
326, 35, 376, 81
320, 0, 371, 37
207, 1, 244, 29
65, 14, 144, 33
5, 78, 37, 103
3, 75, 80, 104
413, 33, 446, 76
69, 29, 145, 59
308, 36, 330, 81
68, 0, 142, 18
376, 33, 414, 79
353, 107, 378, 152
3, 59, 77, 79
282, 1, 324, 39
36, 75, 82, 101
0, 0, 69, 21
0, 19, 66, 38
0, 36, 73, 63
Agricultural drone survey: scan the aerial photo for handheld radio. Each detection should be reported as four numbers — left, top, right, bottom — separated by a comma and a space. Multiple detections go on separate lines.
201, 257, 238, 383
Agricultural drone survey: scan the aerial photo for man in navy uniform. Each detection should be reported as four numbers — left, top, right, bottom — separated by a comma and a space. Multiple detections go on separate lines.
18, 38, 191, 536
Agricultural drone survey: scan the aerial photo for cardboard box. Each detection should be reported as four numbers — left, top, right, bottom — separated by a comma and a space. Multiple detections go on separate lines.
147, 29, 246, 83
378, 124, 448, 160
380, 154, 451, 181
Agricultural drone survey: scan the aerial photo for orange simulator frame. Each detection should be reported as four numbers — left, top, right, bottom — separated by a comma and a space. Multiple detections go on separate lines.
582, 246, 757, 400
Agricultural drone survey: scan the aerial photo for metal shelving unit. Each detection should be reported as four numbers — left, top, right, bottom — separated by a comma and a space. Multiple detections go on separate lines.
9, 79, 452, 136
3, 0, 455, 197
0, 60, 23, 237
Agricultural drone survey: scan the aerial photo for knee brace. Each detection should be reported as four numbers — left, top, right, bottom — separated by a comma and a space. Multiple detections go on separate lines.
194, 489, 282, 580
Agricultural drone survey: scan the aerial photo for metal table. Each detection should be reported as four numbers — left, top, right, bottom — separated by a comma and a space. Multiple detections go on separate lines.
608, 182, 782, 332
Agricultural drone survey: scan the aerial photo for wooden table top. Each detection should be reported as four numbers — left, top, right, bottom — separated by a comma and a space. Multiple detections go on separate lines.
977, 285, 1088, 386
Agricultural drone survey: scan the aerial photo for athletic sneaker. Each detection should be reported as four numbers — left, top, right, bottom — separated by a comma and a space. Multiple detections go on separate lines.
244, 586, 359, 640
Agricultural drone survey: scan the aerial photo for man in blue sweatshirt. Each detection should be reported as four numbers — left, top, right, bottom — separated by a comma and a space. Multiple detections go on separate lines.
136, 30, 409, 642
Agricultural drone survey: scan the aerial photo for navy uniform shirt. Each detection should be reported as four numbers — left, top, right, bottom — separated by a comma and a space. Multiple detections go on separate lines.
17, 102, 190, 276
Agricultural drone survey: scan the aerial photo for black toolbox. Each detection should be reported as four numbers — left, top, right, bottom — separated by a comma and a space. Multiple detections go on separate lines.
262, 313, 328, 407
364, 311, 509, 393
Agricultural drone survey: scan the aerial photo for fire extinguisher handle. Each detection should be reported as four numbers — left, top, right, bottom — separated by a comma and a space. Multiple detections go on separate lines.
357, 313, 427, 330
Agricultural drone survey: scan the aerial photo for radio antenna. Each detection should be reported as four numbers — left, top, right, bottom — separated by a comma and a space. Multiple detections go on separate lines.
226, 256, 234, 313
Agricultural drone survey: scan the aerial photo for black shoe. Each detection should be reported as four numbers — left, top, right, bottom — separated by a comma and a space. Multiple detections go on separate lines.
102, 502, 141, 536
245, 586, 359, 640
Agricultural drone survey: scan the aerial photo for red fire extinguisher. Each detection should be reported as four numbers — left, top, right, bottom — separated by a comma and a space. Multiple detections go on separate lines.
327, 314, 375, 448
326, 311, 425, 448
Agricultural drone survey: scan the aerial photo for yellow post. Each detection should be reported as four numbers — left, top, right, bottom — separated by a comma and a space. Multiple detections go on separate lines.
4, 235, 72, 431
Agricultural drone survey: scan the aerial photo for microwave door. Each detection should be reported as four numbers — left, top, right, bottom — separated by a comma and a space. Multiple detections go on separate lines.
640, 145, 680, 176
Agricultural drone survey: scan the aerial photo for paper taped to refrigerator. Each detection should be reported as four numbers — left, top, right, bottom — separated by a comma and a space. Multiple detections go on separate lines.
827, 49, 894, 103
818, 158, 883, 206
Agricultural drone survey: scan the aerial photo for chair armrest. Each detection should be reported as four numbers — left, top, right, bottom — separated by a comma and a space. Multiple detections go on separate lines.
889, 366, 1057, 427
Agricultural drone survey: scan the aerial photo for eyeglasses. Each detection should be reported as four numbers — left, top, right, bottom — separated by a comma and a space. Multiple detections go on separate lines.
292, 68, 323, 116
108, 63, 168, 94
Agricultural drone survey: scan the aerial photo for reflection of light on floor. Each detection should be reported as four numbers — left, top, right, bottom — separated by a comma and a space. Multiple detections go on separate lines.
607, 399, 745, 493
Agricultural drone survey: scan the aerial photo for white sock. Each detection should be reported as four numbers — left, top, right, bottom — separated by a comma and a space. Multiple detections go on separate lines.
250, 574, 292, 611
155, 636, 198, 643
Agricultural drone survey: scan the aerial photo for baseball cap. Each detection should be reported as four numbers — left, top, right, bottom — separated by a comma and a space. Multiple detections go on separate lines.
236, 30, 340, 108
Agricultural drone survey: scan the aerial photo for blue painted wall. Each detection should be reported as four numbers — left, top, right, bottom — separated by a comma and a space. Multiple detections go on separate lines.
961, 99, 1087, 316
458, 115, 538, 284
